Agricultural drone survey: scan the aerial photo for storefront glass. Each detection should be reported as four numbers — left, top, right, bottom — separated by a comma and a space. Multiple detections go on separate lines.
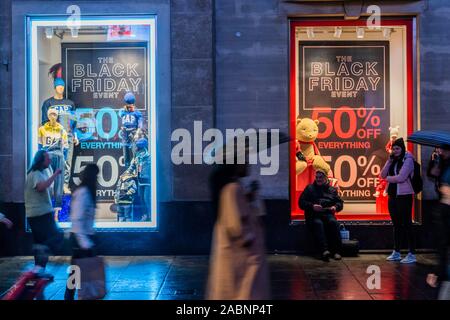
26, 16, 157, 229
290, 19, 417, 221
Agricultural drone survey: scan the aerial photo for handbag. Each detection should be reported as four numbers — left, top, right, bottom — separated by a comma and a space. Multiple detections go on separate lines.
438, 281, 450, 300
341, 239, 360, 257
72, 256, 106, 300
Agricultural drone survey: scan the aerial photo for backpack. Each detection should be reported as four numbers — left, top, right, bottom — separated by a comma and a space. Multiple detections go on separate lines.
410, 160, 423, 194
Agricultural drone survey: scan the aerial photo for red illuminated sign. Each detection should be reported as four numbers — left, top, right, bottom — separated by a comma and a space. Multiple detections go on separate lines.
290, 19, 415, 221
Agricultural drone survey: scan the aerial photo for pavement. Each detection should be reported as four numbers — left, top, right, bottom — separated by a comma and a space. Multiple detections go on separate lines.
0, 254, 441, 300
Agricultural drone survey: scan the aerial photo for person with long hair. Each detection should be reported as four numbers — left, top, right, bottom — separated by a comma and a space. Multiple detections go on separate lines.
381, 138, 417, 263
24, 150, 62, 273
64, 163, 99, 300
206, 158, 270, 300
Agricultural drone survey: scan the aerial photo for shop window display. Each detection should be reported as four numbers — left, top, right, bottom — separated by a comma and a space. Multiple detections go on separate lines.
26, 16, 157, 229
290, 20, 417, 221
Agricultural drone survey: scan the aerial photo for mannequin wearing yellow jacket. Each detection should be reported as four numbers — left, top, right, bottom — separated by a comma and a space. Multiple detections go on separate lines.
38, 109, 68, 205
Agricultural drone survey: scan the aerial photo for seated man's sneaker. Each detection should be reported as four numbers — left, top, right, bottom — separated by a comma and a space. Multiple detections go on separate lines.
333, 253, 342, 260
400, 252, 416, 264
386, 250, 402, 261
322, 250, 331, 262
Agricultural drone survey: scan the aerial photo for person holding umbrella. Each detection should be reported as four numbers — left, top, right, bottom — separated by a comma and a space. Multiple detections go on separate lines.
206, 150, 270, 299
425, 146, 450, 298
408, 130, 450, 299
381, 138, 417, 263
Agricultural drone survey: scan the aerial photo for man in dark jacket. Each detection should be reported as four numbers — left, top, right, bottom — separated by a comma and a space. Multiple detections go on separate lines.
299, 169, 344, 261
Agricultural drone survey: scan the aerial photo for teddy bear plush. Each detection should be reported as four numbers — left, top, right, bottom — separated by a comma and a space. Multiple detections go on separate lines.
295, 118, 333, 200
295, 117, 331, 176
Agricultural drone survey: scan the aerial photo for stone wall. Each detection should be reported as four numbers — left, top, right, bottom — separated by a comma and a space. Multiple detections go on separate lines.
419, 0, 450, 200
171, 0, 214, 200
0, 0, 13, 202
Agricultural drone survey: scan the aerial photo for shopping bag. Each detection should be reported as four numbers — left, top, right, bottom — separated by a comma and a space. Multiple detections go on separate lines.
1, 271, 53, 300
438, 281, 450, 300
72, 256, 106, 300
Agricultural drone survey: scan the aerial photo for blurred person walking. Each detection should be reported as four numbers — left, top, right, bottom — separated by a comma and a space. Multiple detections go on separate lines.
426, 146, 450, 299
0, 212, 13, 229
381, 138, 417, 263
0, 210, 13, 256
24, 150, 63, 274
64, 163, 100, 300
206, 160, 270, 300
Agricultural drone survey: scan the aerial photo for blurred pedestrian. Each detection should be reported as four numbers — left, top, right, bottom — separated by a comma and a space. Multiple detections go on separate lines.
64, 163, 100, 300
426, 145, 450, 299
0, 212, 13, 229
0, 211, 13, 254
24, 150, 63, 274
381, 138, 417, 263
206, 160, 270, 300
299, 169, 344, 262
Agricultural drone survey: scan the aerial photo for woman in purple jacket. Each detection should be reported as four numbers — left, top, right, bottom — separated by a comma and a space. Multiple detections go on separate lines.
381, 138, 417, 264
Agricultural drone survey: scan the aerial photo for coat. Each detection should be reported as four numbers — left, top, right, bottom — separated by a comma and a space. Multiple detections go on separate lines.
206, 182, 270, 300
380, 152, 415, 195
125, 149, 151, 184
70, 186, 96, 249
299, 182, 344, 222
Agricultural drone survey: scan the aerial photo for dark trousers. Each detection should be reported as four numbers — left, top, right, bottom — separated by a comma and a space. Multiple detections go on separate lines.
48, 151, 64, 205
117, 204, 133, 221
64, 136, 75, 186
388, 194, 415, 253
432, 202, 450, 281
139, 184, 151, 221
123, 145, 133, 168
122, 128, 137, 168
307, 214, 342, 254
65, 233, 96, 300
27, 213, 63, 268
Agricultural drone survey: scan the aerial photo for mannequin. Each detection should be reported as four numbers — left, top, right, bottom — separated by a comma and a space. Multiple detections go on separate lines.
41, 77, 79, 194
38, 108, 68, 206
124, 138, 151, 221
114, 172, 137, 222
119, 92, 144, 168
